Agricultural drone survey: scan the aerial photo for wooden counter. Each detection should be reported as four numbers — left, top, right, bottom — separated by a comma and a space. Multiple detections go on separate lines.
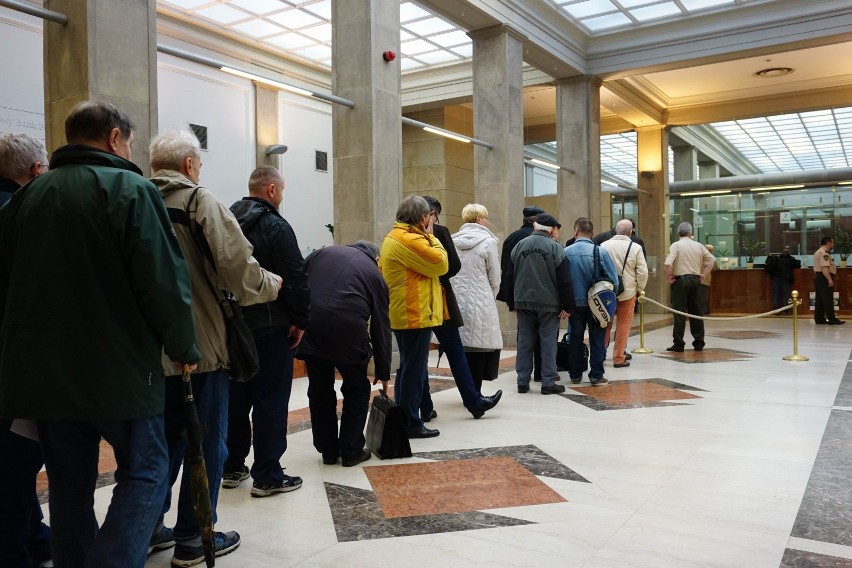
709, 268, 852, 314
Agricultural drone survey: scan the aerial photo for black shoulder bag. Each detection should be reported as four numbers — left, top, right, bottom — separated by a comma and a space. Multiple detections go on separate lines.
185, 187, 259, 382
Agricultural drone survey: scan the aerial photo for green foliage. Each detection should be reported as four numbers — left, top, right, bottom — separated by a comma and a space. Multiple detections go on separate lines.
741, 235, 766, 263
325, 223, 334, 237
833, 225, 852, 260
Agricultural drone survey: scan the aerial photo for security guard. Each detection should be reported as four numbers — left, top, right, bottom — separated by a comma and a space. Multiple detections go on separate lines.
813, 236, 844, 325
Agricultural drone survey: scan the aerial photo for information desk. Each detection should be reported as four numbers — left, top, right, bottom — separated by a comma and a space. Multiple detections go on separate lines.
709, 268, 852, 315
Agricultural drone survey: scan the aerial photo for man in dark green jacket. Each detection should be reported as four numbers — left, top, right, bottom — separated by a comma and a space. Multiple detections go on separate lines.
0, 101, 200, 568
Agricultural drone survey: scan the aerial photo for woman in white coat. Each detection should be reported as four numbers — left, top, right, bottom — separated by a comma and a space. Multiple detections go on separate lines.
451, 204, 503, 391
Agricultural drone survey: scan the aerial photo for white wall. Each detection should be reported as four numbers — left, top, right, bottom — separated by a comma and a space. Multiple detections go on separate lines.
0, 10, 44, 141
278, 92, 334, 254
157, 54, 255, 208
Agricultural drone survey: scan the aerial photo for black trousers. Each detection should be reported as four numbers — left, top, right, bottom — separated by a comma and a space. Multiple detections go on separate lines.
671, 276, 706, 349
304, 357, 370, 461
813, 273, 838, 323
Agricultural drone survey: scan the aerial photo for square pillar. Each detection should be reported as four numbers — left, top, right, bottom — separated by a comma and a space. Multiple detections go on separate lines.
44, 0, 157, 173
637, 125, 670, 312
255, 85, 279, 169
556, 76, 602, 233
332, 0, 401, 246
672, 146, 698, 181
699, 160, 721, 179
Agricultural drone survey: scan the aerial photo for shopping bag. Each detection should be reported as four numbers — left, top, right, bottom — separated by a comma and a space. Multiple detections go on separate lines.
365, 390, 412, 460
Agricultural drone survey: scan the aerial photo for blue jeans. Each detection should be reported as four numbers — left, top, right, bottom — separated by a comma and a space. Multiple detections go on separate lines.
160, 369, 229, 541
225, 329, 294, 485
305, 357, 370, 461
393, 328, 434, 429
516, 309, 560, 388
38, 415, 168, 568
569, 307, 607, 381
431, 323, 482, 412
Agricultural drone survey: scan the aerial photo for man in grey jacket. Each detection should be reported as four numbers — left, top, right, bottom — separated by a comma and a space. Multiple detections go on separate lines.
148, 130, 282, 567
505, 214, 575, 395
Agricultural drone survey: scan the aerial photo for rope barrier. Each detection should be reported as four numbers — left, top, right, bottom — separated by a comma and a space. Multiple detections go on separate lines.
631, 290, 808, 362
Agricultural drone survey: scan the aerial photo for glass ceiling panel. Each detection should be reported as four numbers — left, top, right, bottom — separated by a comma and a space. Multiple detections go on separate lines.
629, 2, 682, 22
564, 0, 618, 19
600, 132, 638, 187
157, 0, 472, 74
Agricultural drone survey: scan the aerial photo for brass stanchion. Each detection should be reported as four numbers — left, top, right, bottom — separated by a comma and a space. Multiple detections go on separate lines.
784, 290, 809, 362
631, 290, 653, 354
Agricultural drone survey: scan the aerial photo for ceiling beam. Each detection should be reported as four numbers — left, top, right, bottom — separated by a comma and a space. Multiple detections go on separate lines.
600, 80, 666, 128
670, 125, 761, 176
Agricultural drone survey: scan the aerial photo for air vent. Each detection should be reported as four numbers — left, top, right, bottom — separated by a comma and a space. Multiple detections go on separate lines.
189, 124, 208, 150
315, 150, 328, 172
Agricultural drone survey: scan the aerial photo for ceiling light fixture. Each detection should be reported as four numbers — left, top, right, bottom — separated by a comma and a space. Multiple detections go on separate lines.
753, 67, 794, 78
522, 153, 576, 174
401, 117, 493, 149
748, 184, 804, 192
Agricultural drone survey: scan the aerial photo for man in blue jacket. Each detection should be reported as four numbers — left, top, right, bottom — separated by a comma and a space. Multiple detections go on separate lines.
565, 218, 618, 386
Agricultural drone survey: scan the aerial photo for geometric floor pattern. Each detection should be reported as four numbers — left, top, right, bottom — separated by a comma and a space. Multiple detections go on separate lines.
654, 347, 755, 364
562, 378, 707, 411
709, 330, 782, 340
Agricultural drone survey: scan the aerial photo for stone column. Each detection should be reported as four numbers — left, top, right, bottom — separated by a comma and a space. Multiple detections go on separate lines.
44, 0, 158, 173
469, 24, 524, 346
332, 0, 401, 246
699, 160, 720, 179
636, 126, 669, 312
556, 76, 602, 234
255, 84, 279, 169
672, 146, 697, 182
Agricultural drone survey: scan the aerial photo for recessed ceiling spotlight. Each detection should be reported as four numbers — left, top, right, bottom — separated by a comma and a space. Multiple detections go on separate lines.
753, 67, 795, 78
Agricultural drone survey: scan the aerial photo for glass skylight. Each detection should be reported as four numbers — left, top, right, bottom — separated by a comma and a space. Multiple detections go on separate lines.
707, 108, 852, 173
157, 0, 472, 73
600, 132, 638, 187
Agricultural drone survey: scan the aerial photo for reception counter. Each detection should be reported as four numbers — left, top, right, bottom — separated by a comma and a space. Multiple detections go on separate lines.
709, 268, 852, 315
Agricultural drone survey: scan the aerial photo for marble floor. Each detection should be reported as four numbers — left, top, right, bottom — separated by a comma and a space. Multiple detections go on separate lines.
52, 314, 852, 567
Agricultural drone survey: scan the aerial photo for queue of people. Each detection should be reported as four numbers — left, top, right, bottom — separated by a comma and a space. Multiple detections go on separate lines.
2, 100, 842, 568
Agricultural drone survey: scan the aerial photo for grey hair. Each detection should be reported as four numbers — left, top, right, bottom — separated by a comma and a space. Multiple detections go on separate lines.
149, 130, 201, 172
678, 222, 693, 237
248, 165, 283, 194
615, 219, 632, 236
352, 240, 380, 259
396, 195, 430, 225
0, 134, 47, 180
533, 221, 553, 233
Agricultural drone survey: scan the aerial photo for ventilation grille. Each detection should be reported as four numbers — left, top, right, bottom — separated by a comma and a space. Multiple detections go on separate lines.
315, 150, 328, 172
189, 124, 208, 150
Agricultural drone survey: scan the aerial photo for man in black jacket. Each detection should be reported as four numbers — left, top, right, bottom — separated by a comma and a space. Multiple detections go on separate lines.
296, 241, 390, 466
225, 166, 311, 496
422, 196, 501, 420
498, 206, 546, 382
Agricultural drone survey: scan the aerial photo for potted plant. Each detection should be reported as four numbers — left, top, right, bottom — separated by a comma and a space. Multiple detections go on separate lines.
741, 235, 765, 269
833, 226, 852, 268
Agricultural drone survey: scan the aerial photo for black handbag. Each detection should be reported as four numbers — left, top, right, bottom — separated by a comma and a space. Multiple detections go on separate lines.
185, 188, 260, 382
556, 331, 588, 373
366, 390, 412, 460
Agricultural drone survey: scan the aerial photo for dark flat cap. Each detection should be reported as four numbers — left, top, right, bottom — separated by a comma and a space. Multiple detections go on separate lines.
522, 205, 545, 217
535, 213, 561, 229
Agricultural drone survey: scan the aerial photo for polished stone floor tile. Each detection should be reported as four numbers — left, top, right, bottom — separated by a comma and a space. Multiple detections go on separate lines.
710, 330, 782, 339
655, 347, 755, 364
561, 378, 704, 410
780, 548, 852, 567
412, 444, 588, 482
324, 481, 532, 542
364, 456, 565, 518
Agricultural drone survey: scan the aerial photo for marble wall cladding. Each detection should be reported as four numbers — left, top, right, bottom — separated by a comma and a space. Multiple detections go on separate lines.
364, 456, 566, 518
790, 409, 852, 547
412, 444, 589, 482
561, 378, 705, 411
780, 548, 852, 567
656, 347, 755, 364
324, 482, 532, 542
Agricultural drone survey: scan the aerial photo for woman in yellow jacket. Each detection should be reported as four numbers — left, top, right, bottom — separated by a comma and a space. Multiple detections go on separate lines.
379, 195, 448, 438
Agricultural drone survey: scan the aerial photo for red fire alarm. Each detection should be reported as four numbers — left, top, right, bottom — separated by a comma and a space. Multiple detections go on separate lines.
383, 50, 396, 62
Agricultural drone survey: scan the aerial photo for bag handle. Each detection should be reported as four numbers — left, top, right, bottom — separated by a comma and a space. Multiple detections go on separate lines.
184, 186, 228, 305
620, 241, 633, 285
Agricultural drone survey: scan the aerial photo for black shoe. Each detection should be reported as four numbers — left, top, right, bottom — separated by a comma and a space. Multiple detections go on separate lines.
666, 345, 684, 352
829, 320, 846, 325
815, 320, 828, 325
613, 362, 630, 368
624, 352, 632, 360
517, 384, 530, 393
471, 390, 503, 419
694, 346, 704, 352
342, 448, 372, 467
541, 384, 566, 395
407, 425, 440, 438
322, 454, 339, 465
422, 409, 438, 422
570, 376, 582, 384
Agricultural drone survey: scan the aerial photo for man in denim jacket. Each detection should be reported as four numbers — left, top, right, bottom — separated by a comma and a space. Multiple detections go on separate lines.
565, 218, 618, 386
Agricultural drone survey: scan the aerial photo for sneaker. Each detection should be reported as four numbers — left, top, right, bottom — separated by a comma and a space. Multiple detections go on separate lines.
148, 526, 176, 556
170, 531, 240, 567
569, 376, 582, 384
250, 474, 303, 497
221, 466, 249, 489
541, 384, 566, 395
591, 378, 610, 387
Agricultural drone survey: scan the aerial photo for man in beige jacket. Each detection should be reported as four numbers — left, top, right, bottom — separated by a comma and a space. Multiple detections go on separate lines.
147, 129, 282, 567
601, 219, 648, 367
